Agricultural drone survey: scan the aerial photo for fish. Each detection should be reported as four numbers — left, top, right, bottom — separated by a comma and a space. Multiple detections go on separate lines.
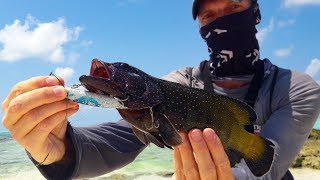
79, 59, 275, 177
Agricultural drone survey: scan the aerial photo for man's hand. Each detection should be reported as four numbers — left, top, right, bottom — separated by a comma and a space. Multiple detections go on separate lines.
173, 128, 234, 180
1, 76, 79, 165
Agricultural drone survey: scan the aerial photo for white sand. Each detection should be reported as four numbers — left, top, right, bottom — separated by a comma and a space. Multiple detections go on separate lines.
99, 169, 320, 180
133, 175, 171, 180
290, 168, 320, 180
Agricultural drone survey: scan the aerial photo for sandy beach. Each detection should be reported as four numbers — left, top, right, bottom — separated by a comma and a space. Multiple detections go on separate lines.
98, 168, 320, 180
289, 168, 320, 180
3, 168, 320, 180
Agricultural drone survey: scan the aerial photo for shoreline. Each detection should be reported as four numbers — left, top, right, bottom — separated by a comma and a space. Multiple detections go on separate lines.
2, 168, 320, 180
1, 129, 320, 179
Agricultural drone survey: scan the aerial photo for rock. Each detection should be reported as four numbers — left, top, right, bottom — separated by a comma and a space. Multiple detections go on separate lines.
291, 129, 320, 169
308, 129, 320, 140
156, 172, 174, 177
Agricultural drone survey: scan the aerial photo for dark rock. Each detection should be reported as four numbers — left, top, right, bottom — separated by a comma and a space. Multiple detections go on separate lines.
291, 129, 320, 169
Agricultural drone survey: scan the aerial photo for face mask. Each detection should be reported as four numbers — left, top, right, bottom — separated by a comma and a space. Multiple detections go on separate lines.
199, 3, 261, 77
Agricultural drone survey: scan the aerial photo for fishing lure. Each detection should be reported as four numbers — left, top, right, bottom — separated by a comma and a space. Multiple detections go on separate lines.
65, 84, 125, 109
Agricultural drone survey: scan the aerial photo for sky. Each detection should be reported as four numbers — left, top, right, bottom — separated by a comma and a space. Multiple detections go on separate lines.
1, 0, 320, 132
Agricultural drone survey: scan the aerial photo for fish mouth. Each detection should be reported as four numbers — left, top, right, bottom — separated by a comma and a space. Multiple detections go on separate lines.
79, 59, 125, 98
89, 59, 112, 80
80, 59, 111, 94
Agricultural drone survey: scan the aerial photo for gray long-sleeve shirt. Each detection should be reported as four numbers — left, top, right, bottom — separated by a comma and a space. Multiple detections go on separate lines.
31, 64, 320, 180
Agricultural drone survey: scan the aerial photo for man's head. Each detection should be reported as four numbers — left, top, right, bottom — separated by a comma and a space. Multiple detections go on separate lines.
194, 0, 262, 77
193, 0, 252, 27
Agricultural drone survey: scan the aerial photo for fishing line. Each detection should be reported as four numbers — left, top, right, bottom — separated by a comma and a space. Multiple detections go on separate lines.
36, 72, 69, 166
147, 107, 156, 130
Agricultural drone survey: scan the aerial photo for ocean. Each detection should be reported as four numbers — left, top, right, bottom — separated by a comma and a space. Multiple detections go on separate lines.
314, 117, 320, 130
1, 117, 320, 180
0, 131, 173, 180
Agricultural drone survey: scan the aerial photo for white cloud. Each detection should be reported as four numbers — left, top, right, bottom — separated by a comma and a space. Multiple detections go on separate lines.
55, 67, 74, 81
66, 52, 80, 64
284, 0, 320, 8
0, 15, 82, 63
305, 58, 320, 78
273, 46, 294, 57
278, 19, 296, 28
80, 40, 93, 47
257, 18, 274, 44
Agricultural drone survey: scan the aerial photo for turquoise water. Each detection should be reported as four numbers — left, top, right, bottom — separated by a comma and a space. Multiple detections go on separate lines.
314, 117, 320, 130
0, 131, 173, 179
0, 117, 319, 179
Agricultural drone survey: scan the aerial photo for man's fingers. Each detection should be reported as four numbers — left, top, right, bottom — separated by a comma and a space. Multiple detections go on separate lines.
2, 76, 64, 109
173, 148, 186, 180
2, 85, 67, 129
189, 129, 217, 180
203, 128, 233, 180
9, 100, 78, 140
21, 106, 79, 151
177, 133, 200, 180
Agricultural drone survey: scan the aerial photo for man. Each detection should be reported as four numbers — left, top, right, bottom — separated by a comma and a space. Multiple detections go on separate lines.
2, 0, 320, 179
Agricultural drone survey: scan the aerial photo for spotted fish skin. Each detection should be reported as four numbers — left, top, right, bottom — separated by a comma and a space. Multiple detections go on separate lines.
79, 59, 275, 177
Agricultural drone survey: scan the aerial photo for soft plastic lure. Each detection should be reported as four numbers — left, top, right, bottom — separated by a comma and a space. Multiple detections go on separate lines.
65, 85, 125, 109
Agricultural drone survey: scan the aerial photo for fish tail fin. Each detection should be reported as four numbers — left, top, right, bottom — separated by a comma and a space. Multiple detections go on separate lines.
244, 137, 275, 177
229, 128, 275, 177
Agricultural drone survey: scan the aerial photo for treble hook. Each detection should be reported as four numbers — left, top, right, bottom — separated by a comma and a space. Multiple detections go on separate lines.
71, 83, 83, 89
154, 118, 160, 128
114, 96, 129, 107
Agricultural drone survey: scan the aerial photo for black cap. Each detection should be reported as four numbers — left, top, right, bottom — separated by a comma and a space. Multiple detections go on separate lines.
192, 0, 202, 20
192, 1, 258, 20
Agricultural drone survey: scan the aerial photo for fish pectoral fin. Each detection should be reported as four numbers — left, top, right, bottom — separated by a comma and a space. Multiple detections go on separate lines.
157, 114, 182, 147
132, 126, 166, 148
